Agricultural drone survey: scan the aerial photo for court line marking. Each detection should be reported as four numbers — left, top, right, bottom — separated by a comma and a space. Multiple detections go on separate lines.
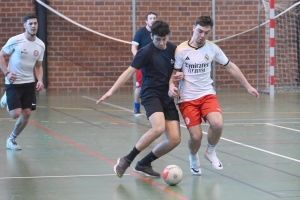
0, 174, 130, 180
85, 96, 300, 163
28, 120, 188, 200
266, 123, 300, 133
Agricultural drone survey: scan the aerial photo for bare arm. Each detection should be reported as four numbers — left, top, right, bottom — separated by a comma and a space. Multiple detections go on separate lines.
131, 44, 138, 56
0, 50, 17, 83
34, 61, 44, 91
96, 66, 137, 104
168, 70, 183, 98
225, 61, 260, 99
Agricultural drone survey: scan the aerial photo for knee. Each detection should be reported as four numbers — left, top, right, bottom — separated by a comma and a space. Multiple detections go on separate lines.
210, 121, 223, 131
190, 133, 203, 142
170, 135, 181, 147
152, 125, 165, 138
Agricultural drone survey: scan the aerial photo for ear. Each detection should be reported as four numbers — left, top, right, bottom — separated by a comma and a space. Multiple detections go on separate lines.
150, 33, 153, 40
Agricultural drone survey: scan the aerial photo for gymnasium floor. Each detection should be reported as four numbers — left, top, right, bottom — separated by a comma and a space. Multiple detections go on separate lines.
0, 89, 299, 200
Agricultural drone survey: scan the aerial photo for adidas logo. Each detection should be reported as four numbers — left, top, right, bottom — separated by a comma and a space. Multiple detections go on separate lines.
185, 56, 190, 60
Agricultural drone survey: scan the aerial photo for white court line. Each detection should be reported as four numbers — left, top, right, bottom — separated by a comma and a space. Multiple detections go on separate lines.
86, 96, 300, 163
0, 174, 130, 180
266, 123, 300, 133
82, 96, 145, 116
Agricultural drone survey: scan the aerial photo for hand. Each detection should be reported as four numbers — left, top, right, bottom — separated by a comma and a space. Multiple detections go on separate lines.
168, 84, 179, 98
172, 71, 184, 83
36, 81, 44, 91
96, 91, 112, 104
248, 87, 260, 100
7, 72, 17, 84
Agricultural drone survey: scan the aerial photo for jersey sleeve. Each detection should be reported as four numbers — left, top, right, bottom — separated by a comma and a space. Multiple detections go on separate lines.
132, 29, 142, 46
130, 46, 149, 70
174, 46, 184, 70
214, 45, 229, 66
1, 37, 16, 55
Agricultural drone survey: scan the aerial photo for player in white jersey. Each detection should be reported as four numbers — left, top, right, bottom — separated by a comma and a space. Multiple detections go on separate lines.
0, 13, 45, 150
169, 16, 259, 175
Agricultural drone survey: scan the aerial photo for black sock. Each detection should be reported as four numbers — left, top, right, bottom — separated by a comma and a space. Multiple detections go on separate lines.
138, 151, 158, 166
125, 146, 140, 162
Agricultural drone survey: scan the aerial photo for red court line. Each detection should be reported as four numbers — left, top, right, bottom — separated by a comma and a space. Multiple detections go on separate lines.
29, 120, 188, 200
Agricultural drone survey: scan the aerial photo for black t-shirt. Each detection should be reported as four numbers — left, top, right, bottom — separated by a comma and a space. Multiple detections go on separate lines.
131, 41, 177, 102
132, 27, 152, 50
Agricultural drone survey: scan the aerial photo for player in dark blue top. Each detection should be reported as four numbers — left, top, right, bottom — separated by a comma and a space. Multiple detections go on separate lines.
131, 12, 157, 116
97, 20, 181, 178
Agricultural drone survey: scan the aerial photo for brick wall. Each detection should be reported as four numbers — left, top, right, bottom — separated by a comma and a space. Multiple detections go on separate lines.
0, 0, 267, 92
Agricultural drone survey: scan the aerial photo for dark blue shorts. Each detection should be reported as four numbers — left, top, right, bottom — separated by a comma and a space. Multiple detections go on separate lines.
142, 97, 179, 121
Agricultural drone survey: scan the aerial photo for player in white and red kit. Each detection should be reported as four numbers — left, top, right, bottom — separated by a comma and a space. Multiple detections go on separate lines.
169, 16, 259, 175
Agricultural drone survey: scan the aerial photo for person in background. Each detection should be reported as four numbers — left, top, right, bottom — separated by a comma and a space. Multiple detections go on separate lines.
0, 13, 45, 150
132, 12, 157, 115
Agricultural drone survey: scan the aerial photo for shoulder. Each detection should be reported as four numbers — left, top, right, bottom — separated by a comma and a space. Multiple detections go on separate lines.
6, 34, 25, 44
205, 40, 222, 50
35, 37, 45, 49
175, 41, 189, 53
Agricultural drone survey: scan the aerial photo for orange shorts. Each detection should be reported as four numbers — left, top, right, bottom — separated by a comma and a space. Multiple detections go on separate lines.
135, 69, 142, 88
178, 94, 222, 128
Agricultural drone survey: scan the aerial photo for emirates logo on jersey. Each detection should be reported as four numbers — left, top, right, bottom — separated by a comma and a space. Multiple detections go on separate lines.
205, 54, 209, 61
33, 50, 39, 57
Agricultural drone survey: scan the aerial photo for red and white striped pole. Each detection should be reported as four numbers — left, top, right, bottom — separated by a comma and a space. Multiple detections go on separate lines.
269, 0, 275, 97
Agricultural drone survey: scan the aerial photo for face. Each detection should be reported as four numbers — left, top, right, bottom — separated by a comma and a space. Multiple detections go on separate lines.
152, 34, 168, 50
24, 18, 38, 37
146, 14, 157, 28
192, 24, 211, 45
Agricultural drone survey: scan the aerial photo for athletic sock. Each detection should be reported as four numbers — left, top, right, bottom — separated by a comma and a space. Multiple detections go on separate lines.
207, 143, 216, 154
134, 102, 140, 109
138, 151, 158, 166
9, 133, 17, 139
125, 146, 140, 162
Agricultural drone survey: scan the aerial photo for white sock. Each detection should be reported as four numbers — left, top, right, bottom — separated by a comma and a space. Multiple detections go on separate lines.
207, 143, 216, 154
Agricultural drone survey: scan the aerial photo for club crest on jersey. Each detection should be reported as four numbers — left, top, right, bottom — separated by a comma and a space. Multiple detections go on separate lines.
33, 50, 39, 57
170, 59, 174, 65
205, 54, 209, 61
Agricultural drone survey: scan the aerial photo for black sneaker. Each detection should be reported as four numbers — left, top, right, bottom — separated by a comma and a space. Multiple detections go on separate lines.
114, 157, 131, 178
133, 108, 141, 116
134, 162, 160, 177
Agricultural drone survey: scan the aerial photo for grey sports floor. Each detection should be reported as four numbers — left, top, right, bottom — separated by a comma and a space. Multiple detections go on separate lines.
0, 90, 299, 200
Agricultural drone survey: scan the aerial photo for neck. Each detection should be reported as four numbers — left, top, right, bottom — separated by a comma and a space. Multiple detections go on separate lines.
189, 38, 205, 48
24, 32, 36, 41
146, 25, 151, 31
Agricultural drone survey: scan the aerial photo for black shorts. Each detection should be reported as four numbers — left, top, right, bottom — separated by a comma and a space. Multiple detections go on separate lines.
5, 82, 36, 111
142, 97, 180, 121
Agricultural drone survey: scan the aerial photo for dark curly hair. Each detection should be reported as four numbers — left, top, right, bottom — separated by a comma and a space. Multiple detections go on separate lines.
195, 16, 214, 27
151, 20, 170, 37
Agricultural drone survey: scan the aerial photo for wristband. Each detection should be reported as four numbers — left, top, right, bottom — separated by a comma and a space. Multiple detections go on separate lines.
5, 72, 9, 77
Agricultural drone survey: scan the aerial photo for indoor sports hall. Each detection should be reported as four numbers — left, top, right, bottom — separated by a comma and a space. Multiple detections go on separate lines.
0, 0, 299, 200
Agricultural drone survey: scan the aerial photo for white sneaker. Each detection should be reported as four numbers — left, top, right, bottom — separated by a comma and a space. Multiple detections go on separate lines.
6, 138, 22, 150
0, 92, 7, 108
204, 151, 223, 170
189, 153, 201, 175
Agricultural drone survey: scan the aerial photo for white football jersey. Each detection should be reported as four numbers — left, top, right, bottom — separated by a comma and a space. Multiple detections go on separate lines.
2, 33, 45, 84
174, 40, 229, 103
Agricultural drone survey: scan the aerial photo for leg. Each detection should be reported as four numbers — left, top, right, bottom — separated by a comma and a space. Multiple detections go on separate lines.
204, 112, 224, 170
134, 118, 181, 177
187, 125, 203, 175
133, 69, 142, 115
6, 108, 31, 150
151, 119, 181, 157
114, 112, 166, 178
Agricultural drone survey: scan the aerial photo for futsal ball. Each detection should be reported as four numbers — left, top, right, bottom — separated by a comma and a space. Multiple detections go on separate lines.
162, 165, 183, 186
